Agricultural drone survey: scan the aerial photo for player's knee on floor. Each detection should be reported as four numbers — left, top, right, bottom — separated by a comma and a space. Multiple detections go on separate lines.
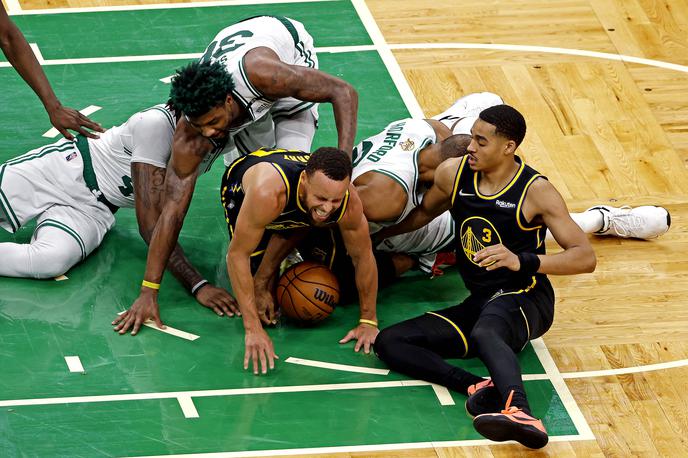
29, 239, 82, 279
373, 325, 408, 360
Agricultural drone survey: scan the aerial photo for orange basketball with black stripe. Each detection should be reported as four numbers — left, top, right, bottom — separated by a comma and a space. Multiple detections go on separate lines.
277, 261, 339, 324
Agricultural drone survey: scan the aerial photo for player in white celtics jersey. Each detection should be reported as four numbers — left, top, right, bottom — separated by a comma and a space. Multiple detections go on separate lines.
356, 92, 670, 279
0, 104, 239, 318
120, 15, 358, 336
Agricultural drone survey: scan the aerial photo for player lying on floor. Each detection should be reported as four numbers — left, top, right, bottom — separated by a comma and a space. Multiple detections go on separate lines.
0, 102, 239, 318
298, 92, 670, 300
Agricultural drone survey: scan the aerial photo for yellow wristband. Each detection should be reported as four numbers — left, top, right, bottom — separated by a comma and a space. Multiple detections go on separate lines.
142, 280, 160, 290
359, 319, 378, 327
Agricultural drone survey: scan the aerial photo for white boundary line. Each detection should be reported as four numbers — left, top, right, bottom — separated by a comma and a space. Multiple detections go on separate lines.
531, 338, 595, 440
64, 356, 85, 373
116, 311, 200, 341
562, 358, 688, 379
8, 0, 337, 16
29, 43, 45, 64
177, 396, 199, 418
0, 379, 461, 408
350, 0, 424, 118
134, 434, 592, 458
2, 43, 686, 75
4, 0, 22, 14
285, 356, 390, 375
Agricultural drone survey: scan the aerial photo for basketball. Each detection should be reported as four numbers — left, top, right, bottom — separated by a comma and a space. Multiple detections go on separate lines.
277, 261, 340, 324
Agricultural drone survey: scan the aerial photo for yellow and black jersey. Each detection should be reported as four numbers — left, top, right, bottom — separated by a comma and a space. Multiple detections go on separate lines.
450, 155, 550, 294
220, 148, 350, 237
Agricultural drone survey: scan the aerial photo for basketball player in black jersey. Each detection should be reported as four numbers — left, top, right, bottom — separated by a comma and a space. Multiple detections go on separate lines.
221, 147, 378, 375
374, 105, 596, 449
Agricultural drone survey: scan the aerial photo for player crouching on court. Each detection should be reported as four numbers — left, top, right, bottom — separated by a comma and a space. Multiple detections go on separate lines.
374, 105, 597, 449
221, 147, 379, 375
0, 103, 239, 317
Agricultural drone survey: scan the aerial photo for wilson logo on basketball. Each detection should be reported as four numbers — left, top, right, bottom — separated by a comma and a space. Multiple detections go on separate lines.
313, 288, 336, 306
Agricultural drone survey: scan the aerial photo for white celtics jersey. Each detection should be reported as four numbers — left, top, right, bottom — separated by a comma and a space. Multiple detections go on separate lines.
353, 118, 436, 226
352, 118, 454, 272
88, 104, 223, 208
200, 16, 318, 137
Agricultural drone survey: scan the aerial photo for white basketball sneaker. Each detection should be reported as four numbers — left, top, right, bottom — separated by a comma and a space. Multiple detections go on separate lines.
432, 92, 504, 133
587, 205, 671, 239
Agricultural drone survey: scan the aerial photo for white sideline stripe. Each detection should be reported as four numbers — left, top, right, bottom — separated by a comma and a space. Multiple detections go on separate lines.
388, 42, 688, 74
64, 356, 84, 373
29, 43, 45, 64
10, 0, 338, 16
43, 105, 102, 138
116, 311, 199, 341
133, 434, 592, 458
285, 357, 389, 375
4, 0, 21, 14
532, 338, 595, 441
0, 379, 468, 408
351, 0, 425, 118
562, 358, 688, 379
2, 44, 686, 75
177, 396, 199, 418
430, 384, 454, 406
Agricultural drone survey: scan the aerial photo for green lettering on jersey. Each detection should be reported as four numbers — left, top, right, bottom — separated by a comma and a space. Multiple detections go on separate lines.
200, 30, 255, 64
352, 140, 373, 167
118, 176, 134, 197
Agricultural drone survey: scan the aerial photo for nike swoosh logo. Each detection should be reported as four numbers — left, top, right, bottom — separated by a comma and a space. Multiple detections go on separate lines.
458, 190, 475, 197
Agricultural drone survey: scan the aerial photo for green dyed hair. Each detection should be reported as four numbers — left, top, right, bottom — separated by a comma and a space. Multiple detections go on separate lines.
169, 61, 235, 118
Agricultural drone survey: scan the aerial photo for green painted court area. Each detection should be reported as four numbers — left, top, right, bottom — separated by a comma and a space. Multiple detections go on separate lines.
0, 2, 579, 456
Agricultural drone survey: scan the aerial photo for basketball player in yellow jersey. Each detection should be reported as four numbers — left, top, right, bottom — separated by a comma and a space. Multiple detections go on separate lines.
375, 105, 596, 449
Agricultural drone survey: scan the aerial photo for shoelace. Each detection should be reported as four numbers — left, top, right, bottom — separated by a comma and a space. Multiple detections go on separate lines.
501, 389, 521, 415
608, 205, 643, 237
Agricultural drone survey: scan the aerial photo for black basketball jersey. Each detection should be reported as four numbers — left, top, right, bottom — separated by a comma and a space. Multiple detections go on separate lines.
221, 148, 350, 237
450, 155, 549, 294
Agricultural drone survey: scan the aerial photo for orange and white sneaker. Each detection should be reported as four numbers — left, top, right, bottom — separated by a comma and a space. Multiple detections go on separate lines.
473, 390, 549, 449
465, 379, 502, 417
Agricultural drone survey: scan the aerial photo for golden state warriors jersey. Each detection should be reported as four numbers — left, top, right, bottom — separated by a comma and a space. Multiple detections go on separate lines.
221, 148, 350, 237
450, 155, 549, 294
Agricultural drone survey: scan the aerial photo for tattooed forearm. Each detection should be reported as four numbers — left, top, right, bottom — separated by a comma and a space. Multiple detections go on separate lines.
166, 244, 203, 291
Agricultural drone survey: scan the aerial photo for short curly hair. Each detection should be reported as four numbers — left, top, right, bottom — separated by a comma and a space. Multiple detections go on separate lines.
305, 147, 352, 181
169, 61, 235, 118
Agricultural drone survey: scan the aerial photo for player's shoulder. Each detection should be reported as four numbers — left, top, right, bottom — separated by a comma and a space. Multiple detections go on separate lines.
128, 104, 176, 133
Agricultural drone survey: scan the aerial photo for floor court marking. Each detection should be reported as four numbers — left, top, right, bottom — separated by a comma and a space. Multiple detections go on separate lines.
177, 396, 199, 418
4, 0, 21, 15
29, 43, 45, 64
2, 43, 685, 76
0, 379, 484, 409
285, 356, 390, 375
9, 0, 338, 16
532, 338, 595, 440
64, 356, 85, 373
116, 311, 200, 341
133, 433, 593, 458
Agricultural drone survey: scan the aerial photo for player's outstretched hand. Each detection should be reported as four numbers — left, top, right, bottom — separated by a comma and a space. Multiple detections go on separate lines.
48, 104, 104, 140
254, 285, 278, 325
473, 243, 519, 271
339, 323, 379, 354
244, 327, 278, 375
196, 284, 240, 317
112, 291, 165, 336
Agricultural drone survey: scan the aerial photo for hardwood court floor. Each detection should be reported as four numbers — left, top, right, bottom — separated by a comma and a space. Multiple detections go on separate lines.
4, 0, 688, 456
